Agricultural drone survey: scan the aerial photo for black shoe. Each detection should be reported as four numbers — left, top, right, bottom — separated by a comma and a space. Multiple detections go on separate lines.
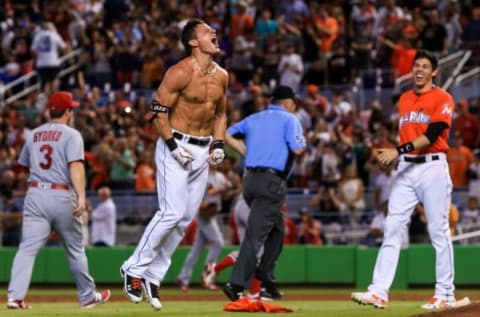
259, 285, 284, 301
222, 283, 244, 301
120, 268, 142, 303
141, 279, 162, 310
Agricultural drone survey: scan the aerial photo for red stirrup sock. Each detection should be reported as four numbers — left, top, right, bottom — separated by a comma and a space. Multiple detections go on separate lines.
215, 255, 235, 274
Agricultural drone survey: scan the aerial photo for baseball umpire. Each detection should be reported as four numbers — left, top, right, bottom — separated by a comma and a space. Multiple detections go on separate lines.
222, 85, 306, 301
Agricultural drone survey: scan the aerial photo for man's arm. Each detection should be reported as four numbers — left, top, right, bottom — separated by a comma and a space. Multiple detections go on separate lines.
376, 122, 447, 165
70, 161, 86, 217
225, 132, 246, 156
150, 66, 187, 140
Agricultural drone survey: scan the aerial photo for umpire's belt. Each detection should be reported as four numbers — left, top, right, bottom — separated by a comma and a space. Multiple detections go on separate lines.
246, 167, 286, 180
29, 181, 69, 190
403, 155, 440, 163
173, 131, 211, 147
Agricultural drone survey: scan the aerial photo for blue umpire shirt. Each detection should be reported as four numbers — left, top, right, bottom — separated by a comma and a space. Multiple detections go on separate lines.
227, 104, 306, 175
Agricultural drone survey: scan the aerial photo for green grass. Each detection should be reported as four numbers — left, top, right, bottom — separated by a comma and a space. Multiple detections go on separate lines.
0, 287, 478, 317
0, 300, 427, 317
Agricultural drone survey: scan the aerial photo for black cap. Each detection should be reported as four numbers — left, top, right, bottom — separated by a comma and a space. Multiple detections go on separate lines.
271, 85, 296, 101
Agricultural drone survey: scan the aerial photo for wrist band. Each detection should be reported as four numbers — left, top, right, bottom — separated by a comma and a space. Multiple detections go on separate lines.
165, 137, 178, 151
396, 142, 414, 155
211, 140, 224, 150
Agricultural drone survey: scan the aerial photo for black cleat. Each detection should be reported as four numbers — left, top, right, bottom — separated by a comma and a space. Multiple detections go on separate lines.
259, 285, 284, 301
121, 268, 142, 303
222, 283, 244, 301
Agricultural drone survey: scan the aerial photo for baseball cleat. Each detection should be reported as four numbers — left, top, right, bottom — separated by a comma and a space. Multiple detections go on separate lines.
421, 297, 455, 310
176, 278, 190, 293
82, 289, 111, 308
222, 283, 244, 301
351, 291, 388, 309
121, 268, 143, 303
259, 286, 284, 301
141, 279, 163, 311
6, 299, 31, 310
201, 263, 218, 290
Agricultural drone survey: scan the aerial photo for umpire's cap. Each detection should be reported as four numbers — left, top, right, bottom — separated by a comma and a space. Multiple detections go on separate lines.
48, 91, 80, 111
271, 85, 296, 101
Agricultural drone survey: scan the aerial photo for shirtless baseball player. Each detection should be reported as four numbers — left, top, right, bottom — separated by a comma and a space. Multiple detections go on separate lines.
7, 91, 110, 310
121, 19, 228, 311
352, 50, 465, 310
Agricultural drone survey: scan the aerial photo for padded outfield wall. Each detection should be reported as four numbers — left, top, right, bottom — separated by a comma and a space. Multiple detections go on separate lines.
0, 245, 479, 288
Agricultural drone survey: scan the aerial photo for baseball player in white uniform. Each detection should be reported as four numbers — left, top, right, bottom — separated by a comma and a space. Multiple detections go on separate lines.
352, 50, 466, 310
121, 19, 228, 311
176, 166, 227, 290
6, 92, 110, 310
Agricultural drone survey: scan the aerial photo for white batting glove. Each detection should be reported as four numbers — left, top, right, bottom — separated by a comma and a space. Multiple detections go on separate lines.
208, 148, 225, 165
171, 147, 194, 166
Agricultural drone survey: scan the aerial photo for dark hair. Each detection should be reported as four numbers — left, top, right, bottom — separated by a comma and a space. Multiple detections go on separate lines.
50, 108, 68, 119
181, 18, 204, 56
413, 50, 438, 71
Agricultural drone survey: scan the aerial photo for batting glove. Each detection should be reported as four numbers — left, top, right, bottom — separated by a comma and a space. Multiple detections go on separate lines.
208, 148, 225, 165
171, 147, 194, 166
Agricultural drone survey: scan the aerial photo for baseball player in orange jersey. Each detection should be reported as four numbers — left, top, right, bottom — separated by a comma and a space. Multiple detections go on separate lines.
352, 50, 465, 310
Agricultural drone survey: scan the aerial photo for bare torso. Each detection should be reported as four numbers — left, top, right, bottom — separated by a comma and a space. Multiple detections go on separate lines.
169, 57, 227, 137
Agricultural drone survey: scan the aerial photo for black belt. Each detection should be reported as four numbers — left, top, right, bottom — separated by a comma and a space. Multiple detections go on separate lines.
246, 167, 286, 179
404, 155, 439, 163
173, 131, 210, 147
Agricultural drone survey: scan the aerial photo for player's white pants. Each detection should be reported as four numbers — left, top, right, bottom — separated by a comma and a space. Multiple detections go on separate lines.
369, 154, 455, 302
122, 136, 210, 285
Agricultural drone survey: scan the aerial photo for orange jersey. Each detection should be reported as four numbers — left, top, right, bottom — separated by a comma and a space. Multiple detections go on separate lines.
398, 87, 454, 154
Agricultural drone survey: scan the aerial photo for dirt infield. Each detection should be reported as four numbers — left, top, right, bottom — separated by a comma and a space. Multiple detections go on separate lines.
411, 302, 480, 317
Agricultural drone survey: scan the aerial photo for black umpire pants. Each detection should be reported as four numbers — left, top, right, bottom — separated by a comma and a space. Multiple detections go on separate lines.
229, 170, 286, 289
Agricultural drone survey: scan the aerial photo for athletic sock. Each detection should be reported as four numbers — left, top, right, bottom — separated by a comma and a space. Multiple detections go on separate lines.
249, 277, 261, 295
215, 255, 235, 274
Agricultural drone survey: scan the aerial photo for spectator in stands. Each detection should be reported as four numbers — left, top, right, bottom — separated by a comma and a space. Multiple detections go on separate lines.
351, 22, 375, 77
327, 41, 352, 86
279, 0, 309, 24
254, 8, 279, 49
449, 203, 460, 237
297, 208, 325, 245
278, 42, 304, 93
419, 9, 448, 57
373, 163, 395, 213
453, 99, 480, 149
134, 149, 155, 192
0, 190, 23, 247
303, 84, 329, 119
447, 131, 473, 188
331, 164, 366, 225
363, 201, 387, 247
443, 3, 463, 53
109, 136, 136, 189
91, 186, 116, 247
460, 196, 480, 240
228, 32, 255, 86
373, 0, 404, 37
282, 203, 298, 244
229, 1, 254, 42
467, 148, 480, 198
377, 35, 416, 79
312, 4, 339, 56
31, 22, 67, 95
350, 0, 377, 37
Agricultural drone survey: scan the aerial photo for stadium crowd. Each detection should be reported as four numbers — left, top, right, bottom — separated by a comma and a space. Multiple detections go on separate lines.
1, 0, 480, 247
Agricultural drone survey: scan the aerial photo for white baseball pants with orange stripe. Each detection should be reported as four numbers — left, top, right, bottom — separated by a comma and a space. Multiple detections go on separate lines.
368, 153, 455, 302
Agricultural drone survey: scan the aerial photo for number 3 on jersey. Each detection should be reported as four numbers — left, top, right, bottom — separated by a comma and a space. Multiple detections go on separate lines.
39, 144, 53, 169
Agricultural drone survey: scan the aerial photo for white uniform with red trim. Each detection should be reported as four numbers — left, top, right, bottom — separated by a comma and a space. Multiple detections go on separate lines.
8, 122, 98, 305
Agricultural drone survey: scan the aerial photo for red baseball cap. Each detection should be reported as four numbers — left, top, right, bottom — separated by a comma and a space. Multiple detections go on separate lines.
48, 91, 80, 111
